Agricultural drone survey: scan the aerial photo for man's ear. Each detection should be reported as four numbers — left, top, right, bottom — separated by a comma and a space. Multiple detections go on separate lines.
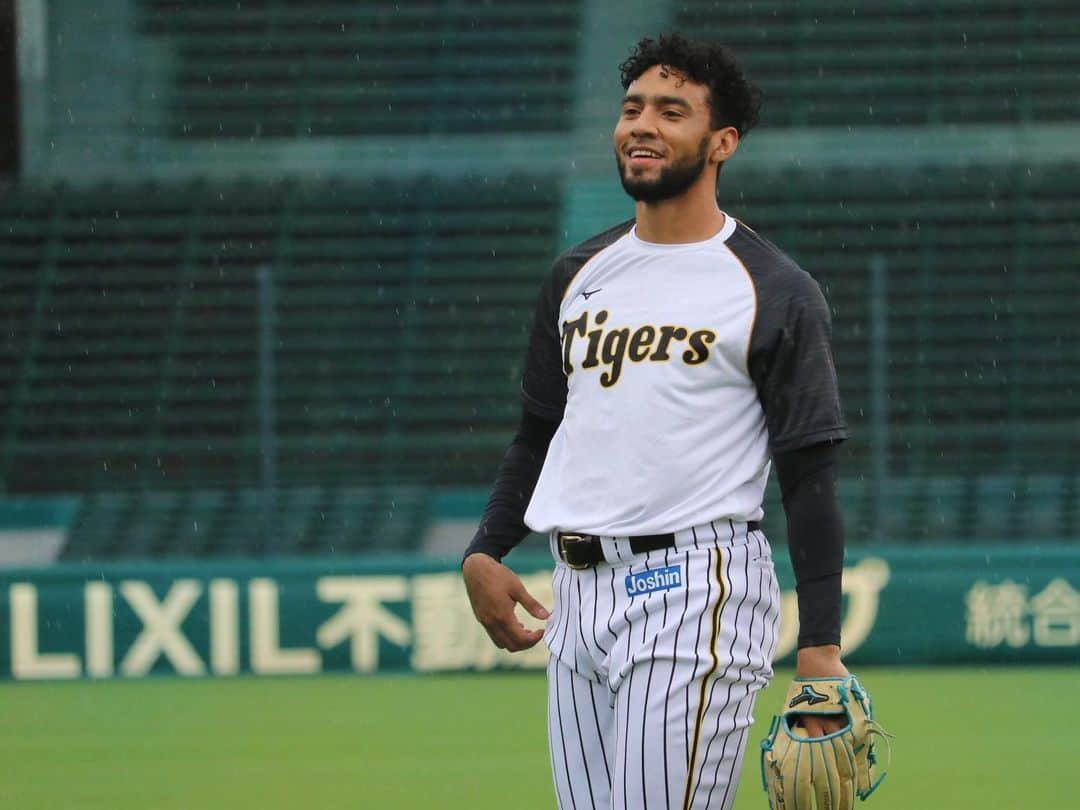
710, 126, 740, 165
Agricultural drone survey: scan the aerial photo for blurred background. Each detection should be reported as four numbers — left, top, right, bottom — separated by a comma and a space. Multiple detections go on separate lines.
2, 1, 1078, 565
0, 2, 1077, 808
2, 0, 1079, 663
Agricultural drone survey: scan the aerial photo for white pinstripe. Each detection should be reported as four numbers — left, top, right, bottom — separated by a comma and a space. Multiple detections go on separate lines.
544, 522, 779, 810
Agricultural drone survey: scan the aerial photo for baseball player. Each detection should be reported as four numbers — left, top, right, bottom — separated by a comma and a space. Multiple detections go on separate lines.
463, 34, 866, 809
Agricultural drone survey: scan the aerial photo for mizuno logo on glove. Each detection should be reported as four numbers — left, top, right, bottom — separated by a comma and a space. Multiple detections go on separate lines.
788, 685, 829, 708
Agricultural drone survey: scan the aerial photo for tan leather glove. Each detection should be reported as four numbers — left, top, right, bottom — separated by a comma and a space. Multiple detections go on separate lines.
760, 675, 892, 809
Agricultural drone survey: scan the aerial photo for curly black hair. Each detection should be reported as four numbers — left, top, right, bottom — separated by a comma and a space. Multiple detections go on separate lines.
619, 33, 762, 136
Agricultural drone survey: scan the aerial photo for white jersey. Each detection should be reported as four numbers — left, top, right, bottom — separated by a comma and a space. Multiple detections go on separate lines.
521, 215, 847, 536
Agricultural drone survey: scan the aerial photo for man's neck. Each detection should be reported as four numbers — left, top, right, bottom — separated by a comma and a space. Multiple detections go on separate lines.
633, 182, 726, 244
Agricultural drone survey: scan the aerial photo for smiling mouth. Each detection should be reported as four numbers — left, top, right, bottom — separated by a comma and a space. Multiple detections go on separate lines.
627, 147, 663, 161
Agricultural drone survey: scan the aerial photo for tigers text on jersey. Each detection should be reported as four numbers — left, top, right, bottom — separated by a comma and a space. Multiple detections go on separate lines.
521, 215, 847, 537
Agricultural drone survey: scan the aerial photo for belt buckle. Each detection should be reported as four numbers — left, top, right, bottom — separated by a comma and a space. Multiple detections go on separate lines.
558, 533, 592, 570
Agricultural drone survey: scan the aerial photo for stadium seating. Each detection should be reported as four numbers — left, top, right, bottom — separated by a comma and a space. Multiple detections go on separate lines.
135, 0, 583, 137
676, 0, 1080, 126
759, 472, 1077, 546
3, 161, 1078, 548
721, 163, 1080, 479
0, 177, 561, 492
54, 470, 1075, 560
6, 0, 1079, 555
60, 484, 430, 561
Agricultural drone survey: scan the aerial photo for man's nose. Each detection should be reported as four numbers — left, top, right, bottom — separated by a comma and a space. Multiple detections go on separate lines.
630, 111, 659, 137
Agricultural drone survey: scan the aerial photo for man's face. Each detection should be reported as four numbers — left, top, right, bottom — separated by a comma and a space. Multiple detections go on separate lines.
614, 64, 714, 203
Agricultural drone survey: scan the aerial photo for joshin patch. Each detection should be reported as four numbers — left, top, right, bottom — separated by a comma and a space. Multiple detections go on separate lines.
625, 565, 683, 597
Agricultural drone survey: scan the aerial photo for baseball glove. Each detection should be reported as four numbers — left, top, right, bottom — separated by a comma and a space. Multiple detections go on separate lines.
760, 675, 892, 810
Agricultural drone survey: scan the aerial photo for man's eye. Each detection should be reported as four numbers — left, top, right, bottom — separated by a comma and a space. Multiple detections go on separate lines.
663, 110, 682, 119
622, 108, 640, 117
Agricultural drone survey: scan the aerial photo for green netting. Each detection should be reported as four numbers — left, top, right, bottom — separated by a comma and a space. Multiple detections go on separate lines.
718, 163, 1080, 482
675, 0, 1080, 126
0, 177, 561, 492
3, 164, 1078, 546
135, 0, 583, 137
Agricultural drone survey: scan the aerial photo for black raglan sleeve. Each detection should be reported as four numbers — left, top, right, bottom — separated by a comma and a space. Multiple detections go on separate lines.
463, 255, 571, 562
520, 218, 634, 419
465, 221, 634, 563
747, 268, 848, 453
519, 256, 572, 421
736, 229, 848, 649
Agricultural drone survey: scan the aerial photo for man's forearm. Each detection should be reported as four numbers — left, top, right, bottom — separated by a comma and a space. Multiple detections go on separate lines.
774, 442, 845, 649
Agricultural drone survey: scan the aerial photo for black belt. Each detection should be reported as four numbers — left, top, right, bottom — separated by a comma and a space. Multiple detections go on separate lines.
557, 522, 760, 570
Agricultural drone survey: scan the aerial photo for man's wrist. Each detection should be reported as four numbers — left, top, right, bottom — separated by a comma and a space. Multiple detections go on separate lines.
462, 533, 506, 564
461, 549, 500, 570
794, 644, 847, 678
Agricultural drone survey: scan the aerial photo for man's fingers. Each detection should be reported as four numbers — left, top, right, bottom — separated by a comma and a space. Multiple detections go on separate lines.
513, 585, 551, 621
800, 714, 846, 738
462, 553, 548, 652
484, 617, 544, 652
508, 626, 545, 651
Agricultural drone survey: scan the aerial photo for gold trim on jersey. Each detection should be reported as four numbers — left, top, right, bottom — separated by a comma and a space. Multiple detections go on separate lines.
722, 240, 757, 376
681, 546, 728, 810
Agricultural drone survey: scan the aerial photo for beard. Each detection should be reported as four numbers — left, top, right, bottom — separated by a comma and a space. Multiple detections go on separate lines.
616, 136, 710, 203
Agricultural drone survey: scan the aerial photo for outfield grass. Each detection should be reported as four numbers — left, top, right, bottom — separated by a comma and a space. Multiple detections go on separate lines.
1, 667, 1075, 809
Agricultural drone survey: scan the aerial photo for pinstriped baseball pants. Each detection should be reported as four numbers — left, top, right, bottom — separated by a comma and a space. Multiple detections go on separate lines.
544, 523, 780, 810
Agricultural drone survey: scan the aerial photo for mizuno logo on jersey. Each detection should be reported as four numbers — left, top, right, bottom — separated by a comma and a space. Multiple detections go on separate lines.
625, 565, 683, 597
561, 309, 717, 387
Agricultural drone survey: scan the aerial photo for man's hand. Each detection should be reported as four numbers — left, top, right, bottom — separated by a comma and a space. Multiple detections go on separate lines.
462, 553, 550, 651
794, 644, 849, 737
761, 669, 892, 808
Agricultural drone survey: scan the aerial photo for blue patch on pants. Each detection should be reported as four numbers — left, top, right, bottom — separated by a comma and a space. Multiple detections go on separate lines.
625, 565, 683, 597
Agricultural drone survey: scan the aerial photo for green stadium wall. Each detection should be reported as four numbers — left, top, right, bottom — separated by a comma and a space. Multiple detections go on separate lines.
1, 548, 1076, 681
